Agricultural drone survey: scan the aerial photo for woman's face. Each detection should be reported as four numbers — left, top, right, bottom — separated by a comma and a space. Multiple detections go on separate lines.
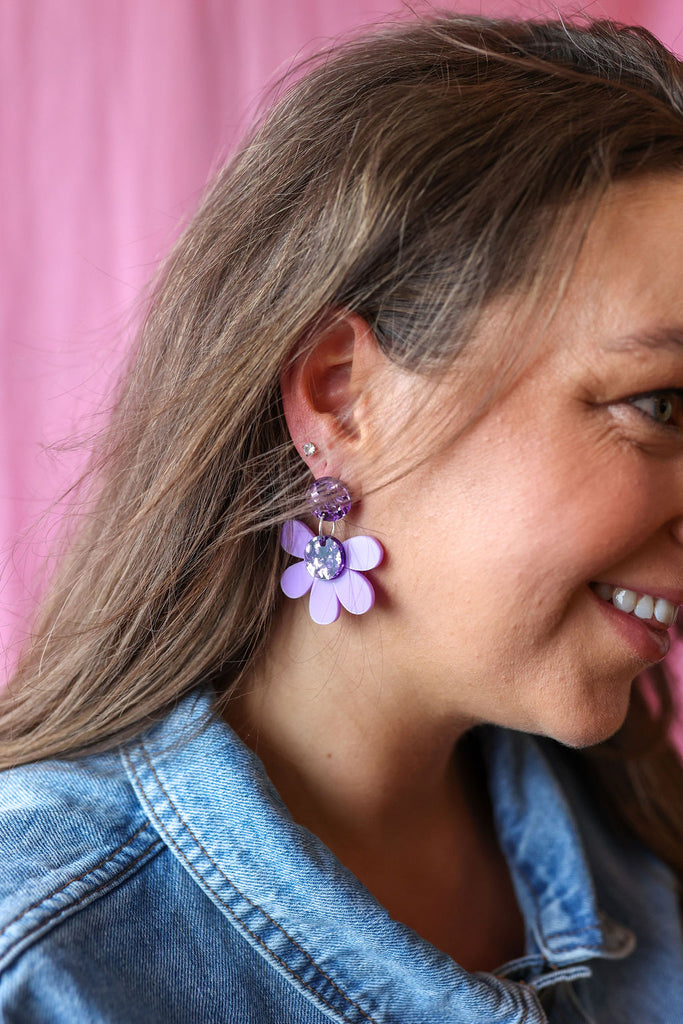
360, 174, 683, 747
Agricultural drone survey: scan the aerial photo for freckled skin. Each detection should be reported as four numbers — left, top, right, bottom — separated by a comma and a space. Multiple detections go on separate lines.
352, 174, 683, 748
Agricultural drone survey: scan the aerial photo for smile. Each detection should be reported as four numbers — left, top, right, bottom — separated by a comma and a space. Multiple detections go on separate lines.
590, 582, 679, 629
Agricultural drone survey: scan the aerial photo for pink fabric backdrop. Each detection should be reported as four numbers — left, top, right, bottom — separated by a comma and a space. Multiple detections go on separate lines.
2, 2, 682, 713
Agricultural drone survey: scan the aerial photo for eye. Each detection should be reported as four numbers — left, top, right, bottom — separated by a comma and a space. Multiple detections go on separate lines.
627, 391, 683, 429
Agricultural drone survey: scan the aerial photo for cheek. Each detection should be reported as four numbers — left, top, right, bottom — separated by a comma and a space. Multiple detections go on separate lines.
540, 462, 660, 577
376, 471, 553, 632
369, 420, 656, 624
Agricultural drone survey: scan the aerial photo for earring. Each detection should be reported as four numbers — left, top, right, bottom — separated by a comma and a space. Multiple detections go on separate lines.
280, 476, 384, 625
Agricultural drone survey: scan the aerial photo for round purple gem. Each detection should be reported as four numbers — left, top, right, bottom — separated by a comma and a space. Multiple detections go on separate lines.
306, 477, 351, 522
304, 536, 346, 580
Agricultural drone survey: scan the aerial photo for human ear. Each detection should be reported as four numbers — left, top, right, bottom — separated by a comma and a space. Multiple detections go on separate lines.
280, 313, 389, 478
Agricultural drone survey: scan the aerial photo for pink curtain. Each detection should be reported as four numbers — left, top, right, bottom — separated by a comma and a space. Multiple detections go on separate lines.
2, 1, 682, 717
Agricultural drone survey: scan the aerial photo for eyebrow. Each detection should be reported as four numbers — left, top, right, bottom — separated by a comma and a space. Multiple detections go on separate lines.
606, 327, 683, 354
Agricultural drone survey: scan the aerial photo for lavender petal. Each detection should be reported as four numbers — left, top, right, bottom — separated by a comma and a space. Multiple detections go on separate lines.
309, 578, 341, 624
334, 569, 375, 615
343, 535, 383, 571
280, 560, 313, 599
281, 519, 314, 558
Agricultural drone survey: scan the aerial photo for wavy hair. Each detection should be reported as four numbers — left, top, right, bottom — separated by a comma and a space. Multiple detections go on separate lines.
2, 12, 683, 888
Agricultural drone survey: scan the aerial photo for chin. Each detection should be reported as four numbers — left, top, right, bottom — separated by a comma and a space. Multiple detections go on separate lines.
523, 661, 637, 750
544, 699, 631, 750
522, 673, 633, 749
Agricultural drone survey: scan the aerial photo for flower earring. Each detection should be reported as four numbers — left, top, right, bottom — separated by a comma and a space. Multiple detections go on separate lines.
280, 475, 383, 624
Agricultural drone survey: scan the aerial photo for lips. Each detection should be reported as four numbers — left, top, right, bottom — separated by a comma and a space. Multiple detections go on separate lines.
590, 582, 679, 631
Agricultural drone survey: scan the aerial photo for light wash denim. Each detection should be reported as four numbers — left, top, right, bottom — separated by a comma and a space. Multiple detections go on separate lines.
0, 688, 681, 1023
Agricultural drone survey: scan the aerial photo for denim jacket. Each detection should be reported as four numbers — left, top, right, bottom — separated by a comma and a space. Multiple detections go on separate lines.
1, 688, 681, 1023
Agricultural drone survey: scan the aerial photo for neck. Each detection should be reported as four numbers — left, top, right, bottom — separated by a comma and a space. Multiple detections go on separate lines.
223, 601, 527, 971
225, 600, 479, 843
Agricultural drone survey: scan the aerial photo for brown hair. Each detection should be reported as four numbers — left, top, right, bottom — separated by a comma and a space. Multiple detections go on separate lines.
2, 13, 683, 885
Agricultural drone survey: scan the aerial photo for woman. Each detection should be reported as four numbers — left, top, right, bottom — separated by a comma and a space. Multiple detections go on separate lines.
0, 13, 682, 1023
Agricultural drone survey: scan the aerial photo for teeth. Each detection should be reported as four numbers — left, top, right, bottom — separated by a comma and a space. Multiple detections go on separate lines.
655, 598, 679, 627
593, 584, 678, 627
613, 588, 637, 614
634, 595, 654, 620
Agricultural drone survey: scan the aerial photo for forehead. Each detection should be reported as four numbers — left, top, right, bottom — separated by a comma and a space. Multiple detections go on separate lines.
557, 174, 683, 355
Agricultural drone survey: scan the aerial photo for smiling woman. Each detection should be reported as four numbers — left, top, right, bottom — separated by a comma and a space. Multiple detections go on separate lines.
1, 13, 683, 1024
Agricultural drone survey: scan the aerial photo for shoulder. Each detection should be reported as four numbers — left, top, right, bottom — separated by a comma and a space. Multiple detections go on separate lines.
0, 746, 164, 975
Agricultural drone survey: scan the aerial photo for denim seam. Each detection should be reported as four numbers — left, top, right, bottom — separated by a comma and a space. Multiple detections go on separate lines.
547, 942, 601, 954
504, 986, 532, 1024
126, 743, 378, 1024
0, 830, 163, 963
543, 922, 603, 956
517, 982, 544, 1022
532, 967, 591, 994
0, 821, 155, 938
544, 924, 601, 940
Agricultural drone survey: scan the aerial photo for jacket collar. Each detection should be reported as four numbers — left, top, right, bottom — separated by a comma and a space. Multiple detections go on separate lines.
481, 727, 634, 967
122, 689, 632, 1024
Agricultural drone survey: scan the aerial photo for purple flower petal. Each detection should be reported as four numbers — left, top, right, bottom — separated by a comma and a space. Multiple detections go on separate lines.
281, 519, 314, 558
343, 535, 383, 571
280, 560, 313, 599
309, 578, 341, 624
333, 569, 375, 615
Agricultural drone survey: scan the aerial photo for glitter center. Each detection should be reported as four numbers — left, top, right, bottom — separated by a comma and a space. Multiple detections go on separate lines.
304, 536, 346, 580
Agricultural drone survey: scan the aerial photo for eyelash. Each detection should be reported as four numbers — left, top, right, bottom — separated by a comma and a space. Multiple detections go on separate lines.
627, 390, 683, 431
